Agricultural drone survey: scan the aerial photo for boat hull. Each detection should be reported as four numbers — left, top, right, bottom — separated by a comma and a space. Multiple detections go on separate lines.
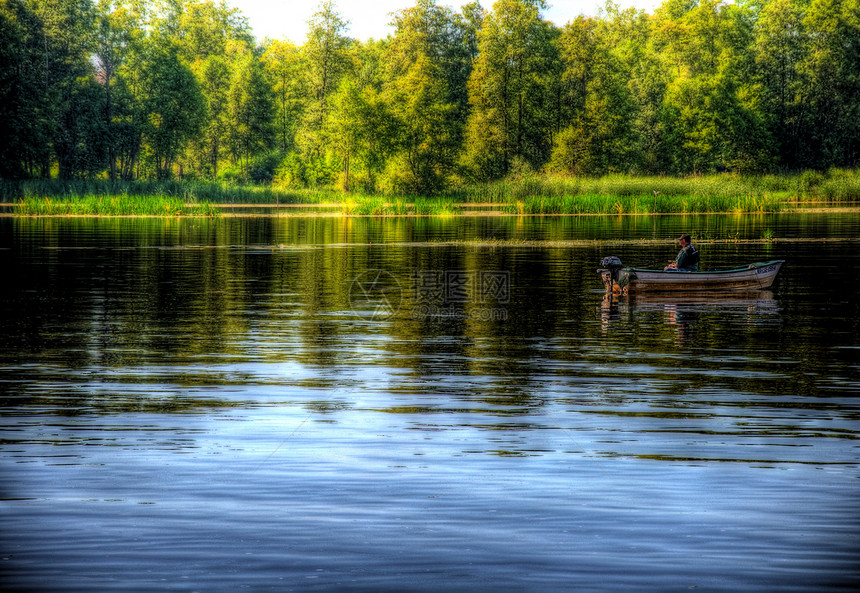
600, 260, 784, 293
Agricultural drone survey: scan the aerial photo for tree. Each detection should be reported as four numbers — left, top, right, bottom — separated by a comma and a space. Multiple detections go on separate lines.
655, 0, 771, 172
0, 0, 50, 177
190, 53, 230, 177
797, 0, 860, 168
167, 0, 254, 178
298, 1, 353, 158
262, 39, 307, 155
548, 16, 597, 174
93, 0, 141, 180
383, 0, 466, 193
549, 7, 641, 175
752, 0, 806, 168
29, 0, 103, 178
138, 35, 205, 178
226, 49, 275, 179
328, 77, 396, 191
462, 0, 559, 179
110, 64, 144, 180
173, 0, 253, 63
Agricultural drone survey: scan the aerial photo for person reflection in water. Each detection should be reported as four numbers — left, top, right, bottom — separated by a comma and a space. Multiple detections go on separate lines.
666, 304, 696, 346
664, 234, 699, 271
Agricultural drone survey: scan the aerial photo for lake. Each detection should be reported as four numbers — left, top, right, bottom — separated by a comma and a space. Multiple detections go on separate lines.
1, 213, 859, 592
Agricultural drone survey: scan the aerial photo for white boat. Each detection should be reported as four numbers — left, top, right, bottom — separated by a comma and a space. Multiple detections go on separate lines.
598, 258, 785, 293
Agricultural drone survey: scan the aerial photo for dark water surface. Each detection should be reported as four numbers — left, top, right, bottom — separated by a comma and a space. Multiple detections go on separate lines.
1, 214, 859, 592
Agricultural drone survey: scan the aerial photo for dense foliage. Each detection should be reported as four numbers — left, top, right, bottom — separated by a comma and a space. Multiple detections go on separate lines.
1, 0, 858, 191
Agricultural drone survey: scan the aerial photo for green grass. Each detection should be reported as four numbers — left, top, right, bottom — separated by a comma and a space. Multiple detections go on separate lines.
0, 178, 337, 205
341, 197, 407, 215
413, 197, 459, 215
338, 196, 460, 215
499, 192, 785, 215
456, 170, 860, 208
15, 195, 219, 216
4, 170, 858, 216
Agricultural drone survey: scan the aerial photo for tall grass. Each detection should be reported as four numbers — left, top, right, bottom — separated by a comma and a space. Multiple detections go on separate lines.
501, 192, 785, 214
15, 195, 219, 216
458, 170, 860, 206
0, 178, 336, 205
816, 169, 860, 201
4, 170, 858, 216
339, 196, 460, 215
413, 197, 459, 215
340, 197, 410, 215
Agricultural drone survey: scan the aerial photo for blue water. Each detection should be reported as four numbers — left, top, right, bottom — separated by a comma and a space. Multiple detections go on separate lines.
1, 214, 859, 592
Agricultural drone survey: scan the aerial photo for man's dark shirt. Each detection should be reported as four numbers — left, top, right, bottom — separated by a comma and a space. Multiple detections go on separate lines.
674, 245, 699, 271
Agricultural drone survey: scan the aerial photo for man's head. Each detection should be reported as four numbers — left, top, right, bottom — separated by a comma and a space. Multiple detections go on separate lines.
678, 234, 691, 246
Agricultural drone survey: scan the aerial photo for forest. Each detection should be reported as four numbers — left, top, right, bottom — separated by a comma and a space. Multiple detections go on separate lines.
1, 0, 858, 195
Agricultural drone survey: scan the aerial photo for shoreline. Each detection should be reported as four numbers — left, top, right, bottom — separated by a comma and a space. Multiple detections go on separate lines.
3, 206, 860, 218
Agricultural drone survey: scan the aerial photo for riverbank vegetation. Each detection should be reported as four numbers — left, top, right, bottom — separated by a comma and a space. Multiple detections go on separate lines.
1, 0, 858, 199
14, 195, 220, 216
5, 169, 860, 215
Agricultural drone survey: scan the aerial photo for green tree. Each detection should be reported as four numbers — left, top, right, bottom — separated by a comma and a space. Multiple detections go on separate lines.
189, 53, 230, 177
138, 35, 205, 178
29, 0, 104, 178
750, 0, 809, 169
463, 0, 559, 179
656, 0, 770, 172
110, 64, 144, 179
0, 0, 50, 177
797, 0, 860, 168
383, 0, 466, 193
392, 0, 482, 143
328, 77, 396, 191
168, 0, 254, 178
262, 39, 307, 155
93, 0, 142, 180
298, 1, 353, 159
226, 49, 276, 179
549, 6, 639, 175
173, 0, 252, 63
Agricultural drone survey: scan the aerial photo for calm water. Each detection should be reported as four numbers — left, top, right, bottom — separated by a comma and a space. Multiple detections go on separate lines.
1, 214, 859, 592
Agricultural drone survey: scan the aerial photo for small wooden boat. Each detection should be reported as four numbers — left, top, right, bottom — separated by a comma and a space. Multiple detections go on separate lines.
597, 257, 785, 293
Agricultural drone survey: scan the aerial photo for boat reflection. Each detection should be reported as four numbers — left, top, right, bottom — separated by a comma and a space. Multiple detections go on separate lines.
600, 290, 780, 345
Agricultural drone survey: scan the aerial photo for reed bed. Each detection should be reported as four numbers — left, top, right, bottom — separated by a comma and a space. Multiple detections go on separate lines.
4, 170, 858, 216
15, 195, 219, 216
341, 197, 405, 215
500, 192, 785, 215
458, 170, 860, 206
0, 179, 335, 205
339, 197, 460, 215
413, 197, 459, 215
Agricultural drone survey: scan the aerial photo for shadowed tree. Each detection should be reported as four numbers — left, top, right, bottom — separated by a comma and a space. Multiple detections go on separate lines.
797, 0, 860, 168
29, 0, 103, 178
752, 0, 806, 169
138, 35, 205, 178
0, 0, 51, 177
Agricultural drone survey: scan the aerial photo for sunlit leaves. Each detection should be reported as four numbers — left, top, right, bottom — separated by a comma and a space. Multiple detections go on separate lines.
2, 0, 859, 184
137, 35, 204, 178
463, 0, 558, 179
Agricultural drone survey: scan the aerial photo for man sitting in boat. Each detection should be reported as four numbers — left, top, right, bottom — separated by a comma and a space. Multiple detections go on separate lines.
664, 234, 699, 271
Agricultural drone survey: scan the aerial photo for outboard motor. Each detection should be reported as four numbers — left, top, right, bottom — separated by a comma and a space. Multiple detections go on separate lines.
597, 256, 624, 292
